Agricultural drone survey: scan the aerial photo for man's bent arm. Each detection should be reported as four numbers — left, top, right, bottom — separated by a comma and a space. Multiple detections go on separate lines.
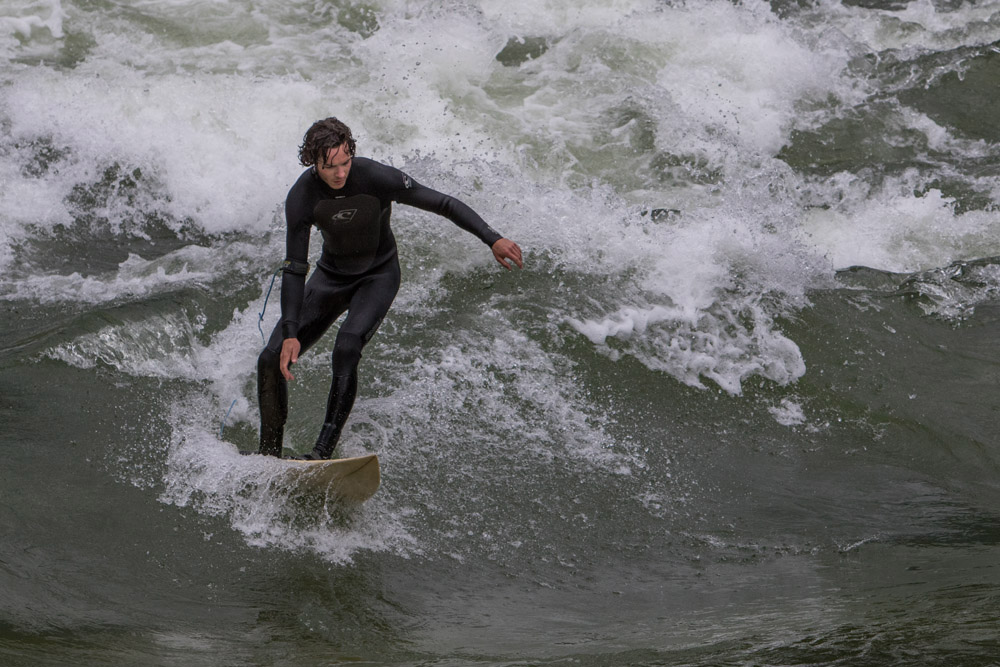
394, 181, 503, 247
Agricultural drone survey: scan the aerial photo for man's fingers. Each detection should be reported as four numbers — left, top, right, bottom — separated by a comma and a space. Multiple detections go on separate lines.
492, 239, 523, 270
506, 247, 523, 269
510, 247, 523, 269
280, 339, 300, 381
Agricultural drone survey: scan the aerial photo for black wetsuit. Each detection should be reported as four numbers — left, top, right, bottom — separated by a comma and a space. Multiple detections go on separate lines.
257, 157, 501, 457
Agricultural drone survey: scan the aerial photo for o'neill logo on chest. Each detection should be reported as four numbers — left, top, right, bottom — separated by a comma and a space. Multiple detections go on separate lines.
330, 209, 358, 223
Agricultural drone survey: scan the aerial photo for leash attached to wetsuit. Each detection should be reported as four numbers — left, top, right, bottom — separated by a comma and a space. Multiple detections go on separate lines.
256, 259, 310, 343
223, 260, 310, 437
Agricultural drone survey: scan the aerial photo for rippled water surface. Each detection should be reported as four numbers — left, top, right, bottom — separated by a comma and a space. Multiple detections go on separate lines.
3, 0, 1000, 664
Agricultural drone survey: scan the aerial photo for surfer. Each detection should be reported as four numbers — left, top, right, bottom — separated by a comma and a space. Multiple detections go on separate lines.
256, 117, 523, 459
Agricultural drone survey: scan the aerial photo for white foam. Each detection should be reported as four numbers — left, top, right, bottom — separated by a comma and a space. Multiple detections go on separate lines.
159, 413, 417, 564
41, 254, 280, 423
568, 299, 807, 395
650, 0, 853, 157
769, 398, 807, 427
1, 63, 305, 239
4, 247, 213, 305
0, 0, 64, 42
800, 185, 1000, 274
808, 0, 1000, 54
7, 0, 1000, 547
367, 317, 637, 473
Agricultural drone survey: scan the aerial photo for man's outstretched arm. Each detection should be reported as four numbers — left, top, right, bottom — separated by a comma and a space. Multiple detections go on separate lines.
491, 238, 523, 270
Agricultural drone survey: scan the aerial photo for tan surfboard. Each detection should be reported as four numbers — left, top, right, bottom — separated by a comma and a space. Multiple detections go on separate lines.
283, 454, 381, 502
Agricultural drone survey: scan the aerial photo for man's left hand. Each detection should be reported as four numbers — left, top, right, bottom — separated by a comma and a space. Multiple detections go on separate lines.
491, 238, 524, 270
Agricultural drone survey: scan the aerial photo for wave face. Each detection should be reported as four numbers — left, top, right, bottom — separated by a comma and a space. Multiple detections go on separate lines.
3, 0, 1000, 664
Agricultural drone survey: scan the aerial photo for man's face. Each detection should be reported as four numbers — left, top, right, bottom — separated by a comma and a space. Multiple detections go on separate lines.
316, 143, 353, 190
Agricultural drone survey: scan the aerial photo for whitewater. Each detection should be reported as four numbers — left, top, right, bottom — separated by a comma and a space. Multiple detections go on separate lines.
3, 0, 1000, 664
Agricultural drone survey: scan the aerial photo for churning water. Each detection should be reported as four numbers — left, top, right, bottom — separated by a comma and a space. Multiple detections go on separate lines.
3, 0, 1000, 664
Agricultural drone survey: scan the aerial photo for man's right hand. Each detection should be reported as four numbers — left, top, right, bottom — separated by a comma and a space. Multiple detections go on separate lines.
280, 338, 301, 380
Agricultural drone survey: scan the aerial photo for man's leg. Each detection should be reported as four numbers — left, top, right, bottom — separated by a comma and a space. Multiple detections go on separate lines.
308, 332, 362, 459
256, 270, 350, 456
305, 267, 400, 459
256, 327, 289, 456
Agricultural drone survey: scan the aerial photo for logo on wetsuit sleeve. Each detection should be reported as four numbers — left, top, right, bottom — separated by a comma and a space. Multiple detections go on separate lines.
402, 174, 412, 189
330, 209, 358, 223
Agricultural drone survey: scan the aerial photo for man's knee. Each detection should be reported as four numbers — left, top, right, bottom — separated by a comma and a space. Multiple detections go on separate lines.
331, 332, 364, 376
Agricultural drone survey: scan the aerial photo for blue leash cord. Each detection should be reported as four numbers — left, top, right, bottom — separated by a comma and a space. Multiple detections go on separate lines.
220, 265, 282, 439
257, 265, 283, 343
218, 399, 237, 437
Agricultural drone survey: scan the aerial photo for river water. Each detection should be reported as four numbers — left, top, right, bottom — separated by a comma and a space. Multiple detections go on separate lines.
3, 0, 1000, 664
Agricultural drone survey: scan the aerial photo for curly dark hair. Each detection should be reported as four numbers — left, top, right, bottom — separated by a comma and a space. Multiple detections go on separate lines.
298, 117, 357, 167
